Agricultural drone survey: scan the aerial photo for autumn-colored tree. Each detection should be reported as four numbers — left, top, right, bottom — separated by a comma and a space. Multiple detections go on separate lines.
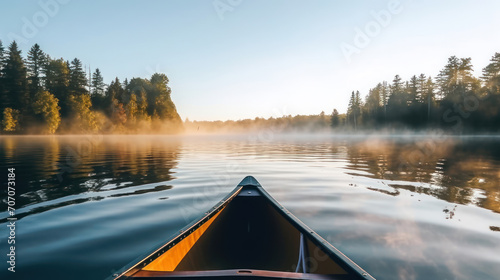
2, 108, 20, 132
32, 91, 61, 134
67, 94, 98, 132
126, 93, 138, 126
111, 98, 127, 128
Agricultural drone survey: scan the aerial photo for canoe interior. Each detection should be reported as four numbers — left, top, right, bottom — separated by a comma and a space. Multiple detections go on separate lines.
144, 189, 346, 274
115, 177, 373, 280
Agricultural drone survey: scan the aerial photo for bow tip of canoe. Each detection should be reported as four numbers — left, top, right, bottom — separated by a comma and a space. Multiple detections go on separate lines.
238, 176, 262, 188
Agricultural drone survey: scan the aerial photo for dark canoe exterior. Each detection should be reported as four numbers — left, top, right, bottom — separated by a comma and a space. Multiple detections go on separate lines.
108, 176, 375, 280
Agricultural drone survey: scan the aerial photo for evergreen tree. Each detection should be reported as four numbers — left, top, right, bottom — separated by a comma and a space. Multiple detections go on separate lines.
417, 74, 427, 103
26, 44, 47, 99
408, 75, 419, 105
91, 68, 105, 96
127, 77, 152, 113
424, 76, 435, 122
105, 78, 125, 115
380, 81, 389, 121
0, 41, 5, 112
0, 40, 186, 134
0, 40, 4, 70
90, 68, 106, 111
330, 109, 339, 128
355, 90, 362, 126
388, 75, 405, 107
437, 56, 474, 100
69, 58, 88, 95
347, 91, 359, 129
437, 56, 460, 97
364, 85, 382, 126
387, 75, 409, 123
44, 58, 70, 116
481, 53, 500, 94
3, 41, 28, 112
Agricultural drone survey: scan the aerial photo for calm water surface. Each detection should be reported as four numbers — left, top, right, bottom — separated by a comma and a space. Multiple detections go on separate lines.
1, 134, 499, 280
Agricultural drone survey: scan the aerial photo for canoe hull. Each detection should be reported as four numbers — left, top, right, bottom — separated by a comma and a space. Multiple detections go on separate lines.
109, 176, 375, 280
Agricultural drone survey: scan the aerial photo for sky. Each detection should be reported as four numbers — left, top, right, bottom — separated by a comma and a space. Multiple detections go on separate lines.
1, 0, 499, 121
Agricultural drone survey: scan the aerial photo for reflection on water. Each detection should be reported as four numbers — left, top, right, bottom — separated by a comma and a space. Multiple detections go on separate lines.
0, 136, 179, 221
0, 135, 499, 280
344, 136, 500, 214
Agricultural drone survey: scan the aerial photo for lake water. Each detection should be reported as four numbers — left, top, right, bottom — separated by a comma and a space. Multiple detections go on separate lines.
1, 134, 499, 280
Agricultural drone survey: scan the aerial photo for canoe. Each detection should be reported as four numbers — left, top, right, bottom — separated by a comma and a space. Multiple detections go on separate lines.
109, 176, 375, 280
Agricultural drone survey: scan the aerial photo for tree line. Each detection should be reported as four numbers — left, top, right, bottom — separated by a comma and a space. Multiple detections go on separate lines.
0, 40, 182, 134
185, 113, 332, 133
190, 52, 500, 134
337, 53, 500, 132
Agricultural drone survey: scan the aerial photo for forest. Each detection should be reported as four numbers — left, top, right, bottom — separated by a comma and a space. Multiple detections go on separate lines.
341, 53, 500, 133
1, 39, 499, 134
0, 40, 183, 134
187, 52, 500, 134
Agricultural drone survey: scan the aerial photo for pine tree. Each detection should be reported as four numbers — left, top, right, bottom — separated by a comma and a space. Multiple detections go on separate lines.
437, 56, 474, 100
437, 56, 460, 96
3, 41, 28, 112
425, 77, 435, 122
0, 41, 5, 112
481, 53, 500, 94
69, 58, 88, 95
44, 58, 70, 116
386, 74, 409, 123
0, 40, 5, 71
91, 68, 105, 96
381, 81, 389, 121
388, 75, 405, 106
90, 68, 106, 111
417, 74, 427, 103
408, 75, 419, 105
26, 44, 46, 99
330, 109, 339, 127
105, 78, 125, 115
347, 91, 357, 129
364, 86, 381, 124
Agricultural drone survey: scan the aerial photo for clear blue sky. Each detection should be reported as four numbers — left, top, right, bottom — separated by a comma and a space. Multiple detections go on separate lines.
1, 0, 499, 121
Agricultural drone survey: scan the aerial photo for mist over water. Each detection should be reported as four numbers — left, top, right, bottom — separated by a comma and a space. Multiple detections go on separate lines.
0, 134, 499, 280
